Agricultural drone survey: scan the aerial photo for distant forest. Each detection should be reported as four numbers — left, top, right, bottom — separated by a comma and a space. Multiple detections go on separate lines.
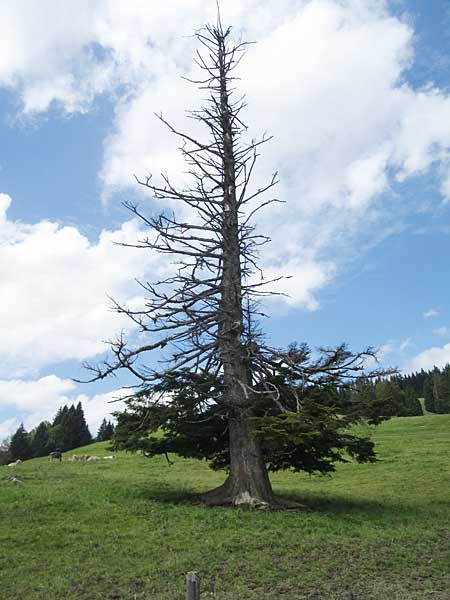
396, 365, 450, 414
341, 364, 450, 420
1, 403, 114, 464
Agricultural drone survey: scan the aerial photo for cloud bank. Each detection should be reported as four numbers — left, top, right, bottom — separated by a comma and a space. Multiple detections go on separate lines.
0, 193, 164, 375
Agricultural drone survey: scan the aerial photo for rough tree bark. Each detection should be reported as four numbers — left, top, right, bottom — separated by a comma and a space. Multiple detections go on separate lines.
201, 30, 275, 507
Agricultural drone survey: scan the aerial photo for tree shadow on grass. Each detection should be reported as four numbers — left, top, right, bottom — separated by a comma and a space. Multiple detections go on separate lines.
128, 482, 406, 518
277, 487, 447, 524
128, 480, 446, 525
131, 482, 206, 506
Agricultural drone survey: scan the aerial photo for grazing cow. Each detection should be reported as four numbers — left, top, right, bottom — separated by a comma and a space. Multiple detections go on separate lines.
7, 459, 22, 467
69, 455, 100, 461
49, 451, 62, 462
69, 455, 88, 461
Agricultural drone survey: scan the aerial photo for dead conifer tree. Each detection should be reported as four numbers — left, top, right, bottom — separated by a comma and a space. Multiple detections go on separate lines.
84, 19, 388, 509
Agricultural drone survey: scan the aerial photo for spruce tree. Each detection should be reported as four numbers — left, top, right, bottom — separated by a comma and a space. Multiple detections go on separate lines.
74, 402, 92, 447
433, 365, 450, 414
31, 421, 52, 457
423, 375, 435, 413
53, 405, 68, 427
9, 424, 32, 461
344, 379, 389, 425
48, 424, 64, 452
58, 405, 74, 450
416, 369, 427, 397
51, 404, 72, 451
373, 380, 423, 417
401, 387, 423, 416
97, 419, 114, 441
374, 380, 401, 417
50, 403, 92, 451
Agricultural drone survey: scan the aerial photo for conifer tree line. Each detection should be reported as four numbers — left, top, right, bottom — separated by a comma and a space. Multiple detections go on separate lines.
340, 376, 423, 421
340, 365, 450, 418
399, 365, 450, 414
97, 418, 115, 442
3, 403, 114, 462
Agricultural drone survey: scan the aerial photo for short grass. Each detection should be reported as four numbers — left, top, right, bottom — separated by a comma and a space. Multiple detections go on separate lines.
1, 414, 450, 599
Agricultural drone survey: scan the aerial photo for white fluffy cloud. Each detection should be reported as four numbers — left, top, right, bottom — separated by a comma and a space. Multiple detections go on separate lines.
0, 0, 212, 113
0, 375, 127, 439
0, 0, 315, 111
0, 375, 77, 414
0, 193, 167, 375
409, 343, 450, 372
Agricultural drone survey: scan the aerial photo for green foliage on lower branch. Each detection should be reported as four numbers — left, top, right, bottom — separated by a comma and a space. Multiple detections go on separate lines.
112, 371, 378, 476
254, 411, 376, 474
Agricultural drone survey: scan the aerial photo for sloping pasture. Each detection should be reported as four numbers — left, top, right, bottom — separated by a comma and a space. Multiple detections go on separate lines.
1, 415, 450, 599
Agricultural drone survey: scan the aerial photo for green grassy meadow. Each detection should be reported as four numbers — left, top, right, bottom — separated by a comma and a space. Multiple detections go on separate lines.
1, 414, 450, 599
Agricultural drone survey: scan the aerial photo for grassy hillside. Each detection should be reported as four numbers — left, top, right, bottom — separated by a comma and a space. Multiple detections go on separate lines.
1, 414, 450, 599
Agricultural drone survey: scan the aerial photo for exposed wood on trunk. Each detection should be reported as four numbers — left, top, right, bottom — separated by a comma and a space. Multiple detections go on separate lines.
211, 24, 275, 507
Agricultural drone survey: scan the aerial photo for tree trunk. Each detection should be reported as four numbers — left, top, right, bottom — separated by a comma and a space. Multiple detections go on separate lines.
202, 29, 277, 509
201, 411, 275, 508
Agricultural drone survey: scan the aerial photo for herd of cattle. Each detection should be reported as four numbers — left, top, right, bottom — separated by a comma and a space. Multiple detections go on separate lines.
6, 453, 116, 466
68, 454, 116, 461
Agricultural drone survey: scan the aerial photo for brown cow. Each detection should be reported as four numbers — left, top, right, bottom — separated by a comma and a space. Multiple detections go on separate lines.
49, 451, 62, 462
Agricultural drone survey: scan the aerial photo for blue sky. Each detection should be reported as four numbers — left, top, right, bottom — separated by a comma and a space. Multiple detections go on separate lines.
2, 0, 450, 438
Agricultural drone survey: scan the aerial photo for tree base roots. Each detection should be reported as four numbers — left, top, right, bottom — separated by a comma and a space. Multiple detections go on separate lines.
200, 487, 307, 511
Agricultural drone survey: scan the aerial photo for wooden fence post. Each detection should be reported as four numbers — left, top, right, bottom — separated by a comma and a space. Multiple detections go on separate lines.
186, 571, 200, 600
